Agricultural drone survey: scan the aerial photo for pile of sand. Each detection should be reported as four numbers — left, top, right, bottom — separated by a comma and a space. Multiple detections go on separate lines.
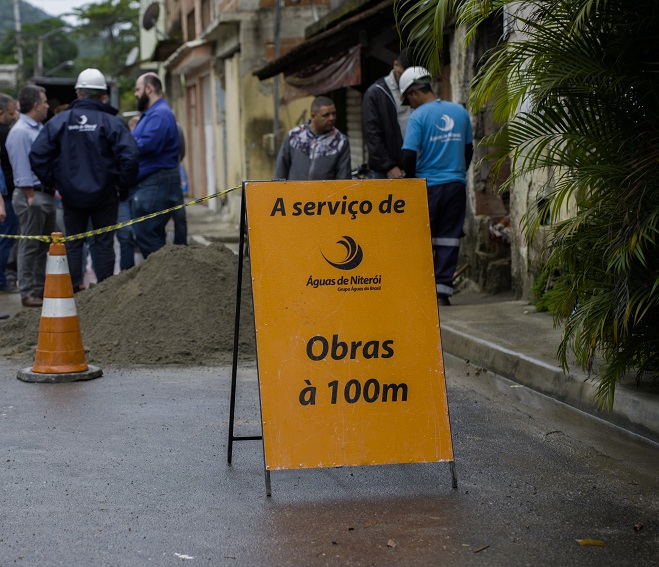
0, 242, 256, 367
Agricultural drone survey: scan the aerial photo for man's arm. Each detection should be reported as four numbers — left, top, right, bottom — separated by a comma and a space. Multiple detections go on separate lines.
274, 135, 291, 180
29, 126, 58, 189
401, 113, 421, 180
336, 137, 352, 180
0, 173, 6, 222
177, 123, 186, 162
0, 126, 14, 194
115, 123, 140, 190
465, 143, 474, 170
133, 113, 169, 157
403, 150, 417, 179
7, 129, 40, 204
363, 87, 398, 174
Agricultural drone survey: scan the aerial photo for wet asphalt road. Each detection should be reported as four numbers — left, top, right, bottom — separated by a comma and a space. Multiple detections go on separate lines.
1, 355, 657, 567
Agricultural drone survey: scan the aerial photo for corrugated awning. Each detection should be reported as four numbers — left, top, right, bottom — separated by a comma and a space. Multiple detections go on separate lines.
253, 0, 394, 81
285, 45, 362, 96
164, 40, 212, 75
151, 38, 184, 63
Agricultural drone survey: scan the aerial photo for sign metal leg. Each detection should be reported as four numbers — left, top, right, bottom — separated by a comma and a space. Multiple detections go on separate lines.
265, 470, 272, 497
228, 184, 248, 465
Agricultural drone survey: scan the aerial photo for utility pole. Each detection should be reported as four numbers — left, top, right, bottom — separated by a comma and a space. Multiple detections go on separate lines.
13, 0, 24, 86
35, 27, 71, 77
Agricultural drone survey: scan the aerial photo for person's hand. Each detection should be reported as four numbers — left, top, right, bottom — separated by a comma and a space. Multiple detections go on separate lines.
23, 187, 35, 206
387, 166, 404, 179
0, 200, 6, 223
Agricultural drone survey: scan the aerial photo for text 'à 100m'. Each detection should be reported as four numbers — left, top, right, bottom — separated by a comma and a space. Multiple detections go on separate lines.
299, 378, 408, 406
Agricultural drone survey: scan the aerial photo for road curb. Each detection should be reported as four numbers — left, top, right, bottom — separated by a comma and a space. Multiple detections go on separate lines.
441, 325, 659, 444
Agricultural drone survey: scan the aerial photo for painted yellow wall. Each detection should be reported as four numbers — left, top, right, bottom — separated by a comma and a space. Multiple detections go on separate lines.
196, 60, 312, 221
221, 55, 244, 221
241, 75, 312, 181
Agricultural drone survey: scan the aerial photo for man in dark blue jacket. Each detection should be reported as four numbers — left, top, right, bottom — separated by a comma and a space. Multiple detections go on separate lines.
30, 68, 139, 291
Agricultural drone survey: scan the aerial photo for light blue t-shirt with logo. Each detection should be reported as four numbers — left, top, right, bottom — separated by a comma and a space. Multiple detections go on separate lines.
402, 99, 473, 186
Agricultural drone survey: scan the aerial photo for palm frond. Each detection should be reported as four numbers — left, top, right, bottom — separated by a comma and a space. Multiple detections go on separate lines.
396, 0, 659, 409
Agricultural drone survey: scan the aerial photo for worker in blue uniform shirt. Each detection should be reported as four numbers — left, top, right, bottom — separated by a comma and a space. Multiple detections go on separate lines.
401, 67, 474, 306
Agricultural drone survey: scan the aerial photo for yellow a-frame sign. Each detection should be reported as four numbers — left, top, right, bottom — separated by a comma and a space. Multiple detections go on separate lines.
228, 180, 456, 494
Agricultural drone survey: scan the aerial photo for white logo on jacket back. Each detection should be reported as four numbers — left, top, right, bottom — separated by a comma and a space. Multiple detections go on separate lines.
68, 114, 97, 132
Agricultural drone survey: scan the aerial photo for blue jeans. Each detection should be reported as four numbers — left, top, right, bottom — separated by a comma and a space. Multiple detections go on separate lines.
0, 194, 19, 289
116, 200, 136, 270
129, 168, 181, 258
173, 206, 187, 245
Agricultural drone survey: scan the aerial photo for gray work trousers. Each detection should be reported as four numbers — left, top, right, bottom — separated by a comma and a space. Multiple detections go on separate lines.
12, 189, 56, 299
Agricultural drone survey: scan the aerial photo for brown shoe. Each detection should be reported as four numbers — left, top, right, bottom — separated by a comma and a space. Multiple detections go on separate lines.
21, 294, 43, 308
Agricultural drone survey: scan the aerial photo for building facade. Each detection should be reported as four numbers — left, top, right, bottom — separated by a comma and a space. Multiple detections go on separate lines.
255, 0, 514, 296
138, 0, 328, 219
138, 0, 552, 298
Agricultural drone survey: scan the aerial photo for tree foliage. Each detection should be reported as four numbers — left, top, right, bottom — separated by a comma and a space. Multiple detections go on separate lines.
0, 17, 77, 77
70, 0, 139, 78
396, 0, 659, 408
0, 0, 49, 42
0, 1, 138, 105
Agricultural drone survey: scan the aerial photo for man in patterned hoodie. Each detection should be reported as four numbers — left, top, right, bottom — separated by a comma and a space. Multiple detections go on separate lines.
275, 96, 351, 180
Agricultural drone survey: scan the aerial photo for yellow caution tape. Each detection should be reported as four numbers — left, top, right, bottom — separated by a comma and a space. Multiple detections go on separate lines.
0, 186, 241, 243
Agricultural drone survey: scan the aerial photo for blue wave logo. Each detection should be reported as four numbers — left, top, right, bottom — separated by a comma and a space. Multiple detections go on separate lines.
322, 236, 364, 270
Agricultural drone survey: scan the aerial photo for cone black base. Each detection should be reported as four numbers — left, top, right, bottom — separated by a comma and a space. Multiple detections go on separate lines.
17, 365, 103, 383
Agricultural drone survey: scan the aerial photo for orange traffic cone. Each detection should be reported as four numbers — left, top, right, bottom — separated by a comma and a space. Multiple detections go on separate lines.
17, 233, 102, 383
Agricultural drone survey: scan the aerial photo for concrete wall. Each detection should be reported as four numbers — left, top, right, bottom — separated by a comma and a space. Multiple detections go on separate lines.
222, 54, 244, 221
447, 21, 513, 296
503, 4, 575, 299
210, 4, 322, 221
429, 7, 586, 299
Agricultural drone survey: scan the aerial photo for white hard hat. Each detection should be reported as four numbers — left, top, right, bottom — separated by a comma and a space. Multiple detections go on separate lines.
75, 68, 107, 91
399, 66, 431, 104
